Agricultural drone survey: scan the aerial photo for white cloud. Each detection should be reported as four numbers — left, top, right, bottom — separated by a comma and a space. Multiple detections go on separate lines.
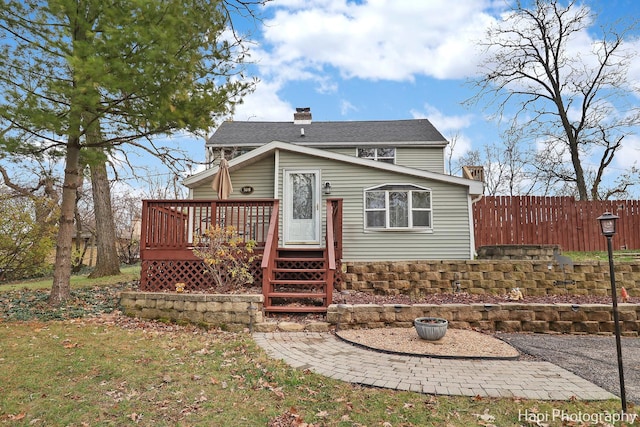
412, 104, 473, 133
615, 134, 640, 170
259, 0, 496, 84
410, 103, 474, 159
339, 99, 357, 115
232, 81, 293, 121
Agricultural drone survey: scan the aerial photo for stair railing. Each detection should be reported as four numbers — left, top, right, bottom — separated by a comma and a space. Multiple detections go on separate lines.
261, 200, 280, 305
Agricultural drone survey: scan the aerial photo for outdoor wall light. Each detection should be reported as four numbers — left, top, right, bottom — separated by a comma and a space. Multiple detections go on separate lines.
323, 181, 332, 195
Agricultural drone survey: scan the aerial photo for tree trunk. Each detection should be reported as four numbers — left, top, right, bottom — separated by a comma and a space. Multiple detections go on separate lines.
50, 141, 81, 305
88, 158, 121, 278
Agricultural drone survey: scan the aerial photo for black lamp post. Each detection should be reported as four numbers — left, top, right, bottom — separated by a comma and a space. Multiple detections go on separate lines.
597, 212, 626, 413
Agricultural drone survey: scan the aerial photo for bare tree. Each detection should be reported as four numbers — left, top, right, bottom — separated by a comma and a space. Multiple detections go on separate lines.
456, 137, 534, 196
468, 0, 640, 200
111, 190, 143, 265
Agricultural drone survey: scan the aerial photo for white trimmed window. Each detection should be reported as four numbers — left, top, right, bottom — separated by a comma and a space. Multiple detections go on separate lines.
364, 184, 432, 230
357, 147, 395, 164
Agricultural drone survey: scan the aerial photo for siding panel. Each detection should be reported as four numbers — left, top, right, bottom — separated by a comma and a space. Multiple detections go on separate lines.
323, 147, 445, 173
191, 155, 275, 199
277, 151, 471, 260
190, 150, 472, 260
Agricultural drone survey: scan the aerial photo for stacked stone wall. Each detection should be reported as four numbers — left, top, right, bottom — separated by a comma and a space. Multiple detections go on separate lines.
327, 303, 640, 335
118, 291, 640, 335
340, 260, 640, 297
119, 292, 263, 332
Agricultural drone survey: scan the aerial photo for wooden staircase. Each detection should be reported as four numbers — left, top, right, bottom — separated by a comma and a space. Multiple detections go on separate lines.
263, 247, 333, 313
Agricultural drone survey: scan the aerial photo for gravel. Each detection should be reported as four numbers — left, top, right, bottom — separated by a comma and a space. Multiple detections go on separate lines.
336, 327, 520, 359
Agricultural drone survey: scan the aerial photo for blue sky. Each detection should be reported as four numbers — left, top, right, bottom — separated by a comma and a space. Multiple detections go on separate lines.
149, 0, 640, 197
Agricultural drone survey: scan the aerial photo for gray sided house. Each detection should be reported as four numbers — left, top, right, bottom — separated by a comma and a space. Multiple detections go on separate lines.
139, 108, 483, 312
183, 109, 483, 261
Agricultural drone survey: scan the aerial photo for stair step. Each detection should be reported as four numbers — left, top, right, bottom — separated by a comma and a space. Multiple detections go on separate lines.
270, 280, 326, 286
265, 247, 332, 314
277, 247, 324, 253
266, 292, 327, 299
264, 306, 328, 313
275, 257, 325, 262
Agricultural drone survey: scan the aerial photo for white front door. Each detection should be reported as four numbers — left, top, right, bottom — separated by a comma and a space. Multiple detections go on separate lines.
284, 170, 320, 246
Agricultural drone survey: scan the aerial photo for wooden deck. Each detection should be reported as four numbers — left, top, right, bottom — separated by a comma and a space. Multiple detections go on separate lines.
139, 198, 343, 313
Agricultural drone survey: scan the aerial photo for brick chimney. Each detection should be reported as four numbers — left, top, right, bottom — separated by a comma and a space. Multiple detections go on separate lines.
293, 107, 312, 124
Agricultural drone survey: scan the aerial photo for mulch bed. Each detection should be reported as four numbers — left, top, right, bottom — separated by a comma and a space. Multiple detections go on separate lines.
333, 290, 638, 306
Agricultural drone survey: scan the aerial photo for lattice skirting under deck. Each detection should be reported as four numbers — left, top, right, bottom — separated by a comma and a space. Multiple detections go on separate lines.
140, 259, 263, 292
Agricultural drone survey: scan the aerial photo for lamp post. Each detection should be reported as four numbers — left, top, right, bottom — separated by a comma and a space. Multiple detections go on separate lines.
597, 212, 626, 413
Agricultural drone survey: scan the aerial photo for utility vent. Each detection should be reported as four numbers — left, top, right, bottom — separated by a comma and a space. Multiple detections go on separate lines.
294, 107, 312, 124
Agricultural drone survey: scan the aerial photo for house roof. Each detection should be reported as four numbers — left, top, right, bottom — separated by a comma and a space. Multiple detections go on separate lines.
184, 140, 483, 196
206, 119, 448, 148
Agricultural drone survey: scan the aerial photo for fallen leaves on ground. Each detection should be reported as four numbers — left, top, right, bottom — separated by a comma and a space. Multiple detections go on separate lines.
268, 407, 318, 427
0, 282, 136, 322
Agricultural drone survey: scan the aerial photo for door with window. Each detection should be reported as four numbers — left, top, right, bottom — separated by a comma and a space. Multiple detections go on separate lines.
284, 170, 320, 245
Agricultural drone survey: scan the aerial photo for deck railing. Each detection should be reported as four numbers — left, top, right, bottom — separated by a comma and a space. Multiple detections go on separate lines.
140, 199, 277, 255
139, 199, 277, 292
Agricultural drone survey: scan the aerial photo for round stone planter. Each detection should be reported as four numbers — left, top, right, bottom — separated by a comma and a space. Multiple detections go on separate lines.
414, 317, 448, 341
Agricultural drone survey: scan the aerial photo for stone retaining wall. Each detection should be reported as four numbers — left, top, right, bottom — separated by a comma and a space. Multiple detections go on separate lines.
119, 292, 640, 336
340, 260, 640, 297
476, 244, 560, 260
119, 292, 263, 332
327, 303, 640, 336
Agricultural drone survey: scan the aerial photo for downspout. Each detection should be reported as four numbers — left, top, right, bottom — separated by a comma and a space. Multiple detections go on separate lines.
274, 149, 279, 199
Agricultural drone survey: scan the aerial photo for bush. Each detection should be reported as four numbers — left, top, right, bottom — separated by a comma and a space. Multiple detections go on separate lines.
192, 225, 260, 292
0, 197, 56, 281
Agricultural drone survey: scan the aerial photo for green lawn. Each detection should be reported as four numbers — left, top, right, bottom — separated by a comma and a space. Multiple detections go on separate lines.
564, 250, 640, 262
0, 319, 627, 426
0, 264, 141, 292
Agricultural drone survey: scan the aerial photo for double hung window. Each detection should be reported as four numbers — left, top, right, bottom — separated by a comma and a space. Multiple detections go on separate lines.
357, 147, 395, 164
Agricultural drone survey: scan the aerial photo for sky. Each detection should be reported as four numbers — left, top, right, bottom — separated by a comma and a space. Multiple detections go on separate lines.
153, 0, 640, 197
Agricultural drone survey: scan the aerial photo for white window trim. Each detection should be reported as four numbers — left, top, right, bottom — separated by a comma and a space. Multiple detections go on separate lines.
363, 184, 433, 232
356, 147, 396, 164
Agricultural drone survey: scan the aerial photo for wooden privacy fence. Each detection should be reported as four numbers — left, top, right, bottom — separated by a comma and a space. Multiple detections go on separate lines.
473, 196, 640, 251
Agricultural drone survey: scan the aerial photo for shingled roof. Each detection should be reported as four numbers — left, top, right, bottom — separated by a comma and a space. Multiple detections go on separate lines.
206, 118, 448, 147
